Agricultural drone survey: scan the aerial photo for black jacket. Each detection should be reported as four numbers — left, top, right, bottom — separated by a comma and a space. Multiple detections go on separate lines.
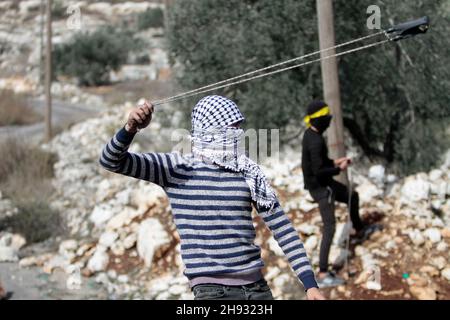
301, 128, 341, 190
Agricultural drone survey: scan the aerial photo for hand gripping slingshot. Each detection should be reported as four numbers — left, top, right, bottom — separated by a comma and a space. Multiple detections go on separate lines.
151, 16, 430, 107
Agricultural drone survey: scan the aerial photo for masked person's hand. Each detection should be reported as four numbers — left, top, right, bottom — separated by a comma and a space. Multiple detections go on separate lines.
339, 159, 351, 171
125, 100, 154, 133
306, 287, 326, 300
335, 157, 352, 170
334, 157, 348, 166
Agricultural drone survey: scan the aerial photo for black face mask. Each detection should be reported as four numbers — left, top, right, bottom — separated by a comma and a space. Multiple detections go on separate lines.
311, 115, 332, 133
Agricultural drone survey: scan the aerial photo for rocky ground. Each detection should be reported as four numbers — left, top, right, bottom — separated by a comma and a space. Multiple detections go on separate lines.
1, 102, 448, 300
0, 0, 448, 301
262, 153, 450, 300
0, 262, 108, 300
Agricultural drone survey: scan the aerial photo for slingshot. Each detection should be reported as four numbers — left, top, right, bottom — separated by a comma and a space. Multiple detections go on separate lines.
152, 16, 430, 106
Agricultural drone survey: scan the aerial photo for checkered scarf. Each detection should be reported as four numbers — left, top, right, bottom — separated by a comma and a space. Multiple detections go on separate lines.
191, 95, 276, 209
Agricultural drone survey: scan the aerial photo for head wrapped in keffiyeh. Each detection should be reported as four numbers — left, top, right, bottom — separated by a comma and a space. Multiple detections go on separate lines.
191, 95, 277, 209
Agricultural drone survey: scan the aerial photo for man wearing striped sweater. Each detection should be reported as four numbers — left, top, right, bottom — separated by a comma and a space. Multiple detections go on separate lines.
100, 95, 324, 300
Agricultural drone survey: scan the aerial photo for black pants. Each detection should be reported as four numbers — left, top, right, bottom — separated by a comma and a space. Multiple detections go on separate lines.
192, 279, 274, 300
309, 180, 364, 273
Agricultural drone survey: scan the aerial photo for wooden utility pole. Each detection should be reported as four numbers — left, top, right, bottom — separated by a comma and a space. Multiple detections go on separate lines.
316, 0, 347, 183
163, 0, 173, 25
39, 0, 45, 84
45, 0, 53, 141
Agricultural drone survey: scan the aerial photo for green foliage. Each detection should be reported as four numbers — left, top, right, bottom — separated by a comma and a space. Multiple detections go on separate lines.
134, 54, 151, 65
334, 0, 450, 174
393, 120, 448, 174
137, 8, 165, 30
167, 0, 450, 175
167, 0, 321, 132
52, 0, 67, 19
53, 27, 141, 86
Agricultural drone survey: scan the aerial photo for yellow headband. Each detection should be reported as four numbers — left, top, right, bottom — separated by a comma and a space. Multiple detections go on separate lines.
303, 106, 330, 127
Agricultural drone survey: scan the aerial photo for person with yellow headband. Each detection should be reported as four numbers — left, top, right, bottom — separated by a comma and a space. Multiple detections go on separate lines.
301, 100, 369, 288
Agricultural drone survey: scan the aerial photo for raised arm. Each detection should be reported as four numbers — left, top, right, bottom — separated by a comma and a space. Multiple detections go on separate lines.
99, 101, 178, 187
257, 201, 324, 300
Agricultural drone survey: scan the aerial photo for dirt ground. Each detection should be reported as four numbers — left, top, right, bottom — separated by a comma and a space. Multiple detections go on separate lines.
0, 262, 107, 300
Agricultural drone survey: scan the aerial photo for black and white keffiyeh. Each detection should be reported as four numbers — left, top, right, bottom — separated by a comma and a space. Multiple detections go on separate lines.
191, 95, 277, 209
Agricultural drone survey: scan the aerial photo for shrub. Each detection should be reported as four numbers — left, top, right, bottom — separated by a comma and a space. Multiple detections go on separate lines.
0, 137, 63, 243
2, 200, 64, 243
52, 0, 67, 19
0, 90, 42, 126
134, 54, 151, 65
137, 8, 165, 30
53, 26, 141, 86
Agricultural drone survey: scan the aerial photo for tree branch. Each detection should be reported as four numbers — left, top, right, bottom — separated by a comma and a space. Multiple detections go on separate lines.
343, 117, 384, 160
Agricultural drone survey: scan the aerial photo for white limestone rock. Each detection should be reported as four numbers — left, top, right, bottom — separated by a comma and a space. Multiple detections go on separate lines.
267, 236, 284, 257
401, 177, 431, 203
423, 228, 442, 244
304, 235, 318, 253
408, 229, 425, 246
368, 165, 385, 186
87, 246, 109, 273
356, 182, 383, 204
99, 231, 119, 249
137, 218, 170, 267
0, 246, 18, 262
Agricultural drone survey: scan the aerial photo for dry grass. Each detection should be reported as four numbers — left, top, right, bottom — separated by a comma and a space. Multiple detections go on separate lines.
0, 137, 64, 243
0, 137, 55, 195
0, 90, 42, 126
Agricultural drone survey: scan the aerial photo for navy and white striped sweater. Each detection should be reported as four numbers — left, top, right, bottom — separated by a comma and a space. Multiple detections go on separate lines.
99, 127, 318, 290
